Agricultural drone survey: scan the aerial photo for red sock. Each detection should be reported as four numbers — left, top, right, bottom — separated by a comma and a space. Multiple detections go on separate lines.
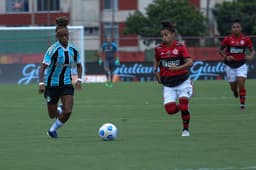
179, 98, 190, 130
239, 88, 246, 105
181, 112, 190, 130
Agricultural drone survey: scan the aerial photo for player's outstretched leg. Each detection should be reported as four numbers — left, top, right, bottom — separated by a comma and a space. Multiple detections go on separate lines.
239, 88, 246, 110
179, 97, 190, 137
233, 90, 238, 98
105, 71, 112, 87
229, 82, 238, 98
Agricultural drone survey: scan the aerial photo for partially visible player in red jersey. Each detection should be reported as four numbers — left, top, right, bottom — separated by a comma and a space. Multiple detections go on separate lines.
154, 21, 193, 137
219, 19, 255, 110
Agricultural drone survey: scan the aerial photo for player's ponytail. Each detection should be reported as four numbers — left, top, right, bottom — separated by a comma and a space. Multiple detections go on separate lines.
55, 16, 69, 32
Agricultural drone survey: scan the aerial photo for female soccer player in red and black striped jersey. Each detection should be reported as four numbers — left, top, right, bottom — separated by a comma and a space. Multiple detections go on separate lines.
219, 19, 255, 110
154, 21, 193, 137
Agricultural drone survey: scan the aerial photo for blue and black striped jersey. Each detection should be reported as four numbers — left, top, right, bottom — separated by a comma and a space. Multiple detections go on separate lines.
43, 41, 81, 87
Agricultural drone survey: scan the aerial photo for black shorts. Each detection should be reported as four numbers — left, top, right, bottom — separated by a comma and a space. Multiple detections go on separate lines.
44, 85, 74, 104
104, 59, 115, 71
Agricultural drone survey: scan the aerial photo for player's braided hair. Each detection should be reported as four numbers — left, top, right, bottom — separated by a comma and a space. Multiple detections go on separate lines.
161, 20, 176, 33
55, 16, 69, 32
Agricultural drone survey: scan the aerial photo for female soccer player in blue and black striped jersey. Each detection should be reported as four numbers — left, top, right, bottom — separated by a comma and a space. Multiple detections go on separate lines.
38, 16, 83, 138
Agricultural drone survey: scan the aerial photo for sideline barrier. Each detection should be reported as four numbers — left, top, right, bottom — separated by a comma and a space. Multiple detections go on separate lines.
0, 61, 256, 84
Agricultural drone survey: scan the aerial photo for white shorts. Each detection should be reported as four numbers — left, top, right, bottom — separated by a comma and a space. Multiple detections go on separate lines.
225, 64, 248, 82
163, 79, 193, 104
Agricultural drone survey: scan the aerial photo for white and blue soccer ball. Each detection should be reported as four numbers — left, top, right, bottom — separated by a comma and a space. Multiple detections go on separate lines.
98, 123, 118, 141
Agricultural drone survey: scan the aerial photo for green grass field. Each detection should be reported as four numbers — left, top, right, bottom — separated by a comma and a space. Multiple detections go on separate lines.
0, 80, 256, 170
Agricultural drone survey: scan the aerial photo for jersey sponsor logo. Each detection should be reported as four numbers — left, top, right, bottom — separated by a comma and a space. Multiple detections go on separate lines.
230, 47, 244, 53
161, 59, 180, 68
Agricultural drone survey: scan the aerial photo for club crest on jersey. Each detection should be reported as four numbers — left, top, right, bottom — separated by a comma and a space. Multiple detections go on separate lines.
172, 49, 178, 55
240, 40, 245, 45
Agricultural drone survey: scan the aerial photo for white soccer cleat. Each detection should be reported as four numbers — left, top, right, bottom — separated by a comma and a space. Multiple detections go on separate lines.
181, 130, 190, 137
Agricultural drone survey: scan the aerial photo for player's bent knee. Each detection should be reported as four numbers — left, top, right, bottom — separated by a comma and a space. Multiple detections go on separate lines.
164, 102, 179, 115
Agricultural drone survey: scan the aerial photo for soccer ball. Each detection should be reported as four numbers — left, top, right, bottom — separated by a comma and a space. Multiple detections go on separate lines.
98, 123, 118, 141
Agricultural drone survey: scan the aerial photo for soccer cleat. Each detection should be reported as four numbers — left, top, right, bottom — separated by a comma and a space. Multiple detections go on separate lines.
233, 91, 238, 98
47, 130, 58, 138
181, 130, 190, 137
105, 82, 113, 88
108, 82, 113, 88
240, 104, 245, 110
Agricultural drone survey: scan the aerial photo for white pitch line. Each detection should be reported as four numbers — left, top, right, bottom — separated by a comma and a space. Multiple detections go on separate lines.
173, 166, 256, 170
192, 95, 256, 100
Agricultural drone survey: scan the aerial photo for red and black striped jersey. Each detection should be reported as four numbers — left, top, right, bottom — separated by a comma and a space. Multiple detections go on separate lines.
221, 34, 253, 68
155, 40, 191, 87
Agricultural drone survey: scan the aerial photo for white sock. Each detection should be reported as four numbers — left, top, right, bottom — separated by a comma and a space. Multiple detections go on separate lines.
49, 118, 63, 132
